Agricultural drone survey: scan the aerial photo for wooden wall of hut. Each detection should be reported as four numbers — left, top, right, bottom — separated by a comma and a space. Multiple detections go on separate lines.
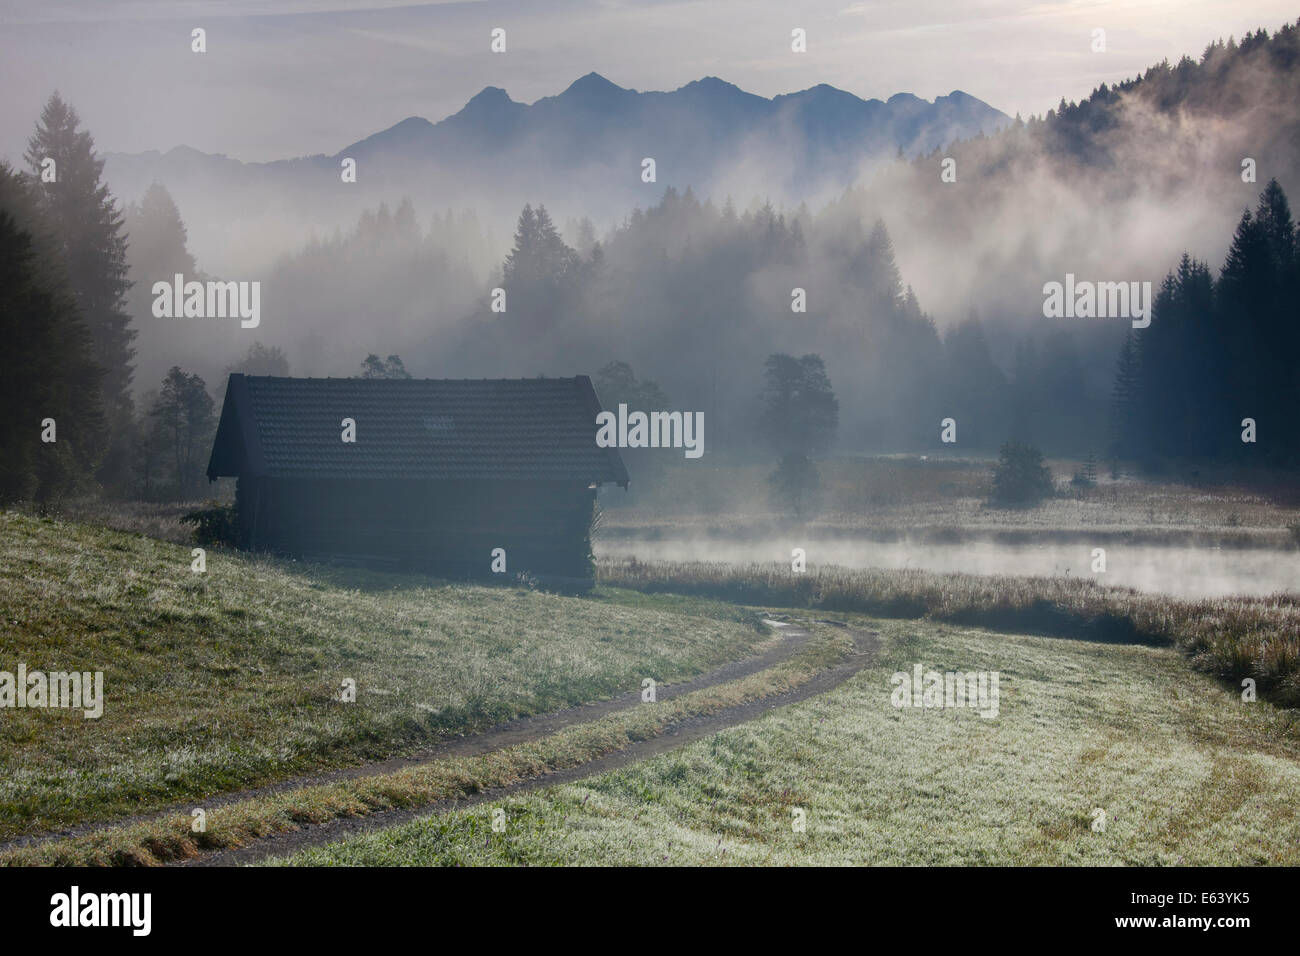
236, 477, 596, 581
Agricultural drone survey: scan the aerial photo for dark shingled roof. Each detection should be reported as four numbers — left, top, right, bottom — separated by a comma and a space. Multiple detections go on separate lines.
207, 374, 629, 485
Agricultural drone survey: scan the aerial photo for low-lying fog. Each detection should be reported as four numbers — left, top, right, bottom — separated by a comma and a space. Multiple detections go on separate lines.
596, 536, 1299, 600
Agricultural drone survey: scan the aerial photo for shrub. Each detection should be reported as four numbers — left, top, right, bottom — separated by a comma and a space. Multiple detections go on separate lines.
1070, 454, 1098, 488
989, 441, 1054, 507
180, 501, 239, 547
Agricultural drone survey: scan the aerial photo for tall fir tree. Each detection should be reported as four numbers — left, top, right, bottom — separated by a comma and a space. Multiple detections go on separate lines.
124, 182, 197, 282
503, 203, 578, 288
1109, 332, 1141, 460
123, 181, 205, 391
1217, 208, 1270, 452
499, 203, 581, 340
0, 162, 106, 502
1248, 180, 1300, 460
147, 367, 216, 498
1216, 183, 1300, 463
25, 92, 135, 491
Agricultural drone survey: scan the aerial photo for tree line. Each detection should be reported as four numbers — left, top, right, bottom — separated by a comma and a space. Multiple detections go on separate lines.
3, 82, 1297, 510
0, 92, 431, 504
1111, 180, 1299, 469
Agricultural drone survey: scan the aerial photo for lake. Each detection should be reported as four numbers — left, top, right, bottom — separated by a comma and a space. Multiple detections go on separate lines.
596, 535, 1299, 599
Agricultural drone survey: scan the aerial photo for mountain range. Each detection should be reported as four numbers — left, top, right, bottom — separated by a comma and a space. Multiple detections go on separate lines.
103, 72, 1010, 271
331, 72, 1008, 177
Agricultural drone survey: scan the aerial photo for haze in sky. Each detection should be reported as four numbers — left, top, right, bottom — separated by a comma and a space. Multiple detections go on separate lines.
0, 0, 1293, 163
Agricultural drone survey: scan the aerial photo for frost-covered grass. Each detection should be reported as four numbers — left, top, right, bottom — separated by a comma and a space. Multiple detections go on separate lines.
276, 616, 1300, 866
0, 510, 764, 839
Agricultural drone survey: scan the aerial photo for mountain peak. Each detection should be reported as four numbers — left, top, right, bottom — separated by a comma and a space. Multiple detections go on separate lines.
776, 83, 875, 107
465, 86, 514, 108
561, 72, 628, 98
681, 75, 741, 93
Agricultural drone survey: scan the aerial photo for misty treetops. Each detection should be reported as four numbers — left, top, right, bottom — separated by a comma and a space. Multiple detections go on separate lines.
5, 24, 1300, 509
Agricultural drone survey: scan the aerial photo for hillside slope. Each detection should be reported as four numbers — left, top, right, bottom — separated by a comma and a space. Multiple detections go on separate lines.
0, 511, 763, 838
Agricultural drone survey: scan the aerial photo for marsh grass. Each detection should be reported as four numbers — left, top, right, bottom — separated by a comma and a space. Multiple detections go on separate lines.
601, 457, 1300, 545
598, 558, 1300, 707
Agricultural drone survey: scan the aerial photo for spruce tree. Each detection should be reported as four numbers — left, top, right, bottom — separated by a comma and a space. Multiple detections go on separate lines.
25, 92, 135, 490
1218, 205, 1276, 461
1250, 180, 1300, 459
0, 163, 105, 502
1109, 332, 1141, 460
148, 367, 216, 498
124, 182, 197, 281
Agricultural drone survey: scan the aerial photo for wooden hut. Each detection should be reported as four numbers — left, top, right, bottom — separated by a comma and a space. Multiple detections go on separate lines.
206, 374, 628, 585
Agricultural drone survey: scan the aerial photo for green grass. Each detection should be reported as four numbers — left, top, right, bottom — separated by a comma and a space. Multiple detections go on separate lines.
271, 615, 1300, 866
0, 510, 767, 839
0, 624, 852, 866
598, 559, 1300, 707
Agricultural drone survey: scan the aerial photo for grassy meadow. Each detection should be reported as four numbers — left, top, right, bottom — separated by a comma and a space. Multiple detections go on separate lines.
270, 613, 1300, 866
0, 621, 854, 866
4, 453, 1299, 866
0, 510, 766, 839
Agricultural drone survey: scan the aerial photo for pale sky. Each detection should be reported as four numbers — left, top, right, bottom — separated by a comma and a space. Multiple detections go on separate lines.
0, 0, 1294, 163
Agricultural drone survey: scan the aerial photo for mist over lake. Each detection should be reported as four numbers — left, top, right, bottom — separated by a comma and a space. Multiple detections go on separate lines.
597, 534, 1300, 599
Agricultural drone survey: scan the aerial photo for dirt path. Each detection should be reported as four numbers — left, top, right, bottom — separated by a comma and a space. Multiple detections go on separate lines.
188, 623, 879, 866
1, 617, 870, 857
